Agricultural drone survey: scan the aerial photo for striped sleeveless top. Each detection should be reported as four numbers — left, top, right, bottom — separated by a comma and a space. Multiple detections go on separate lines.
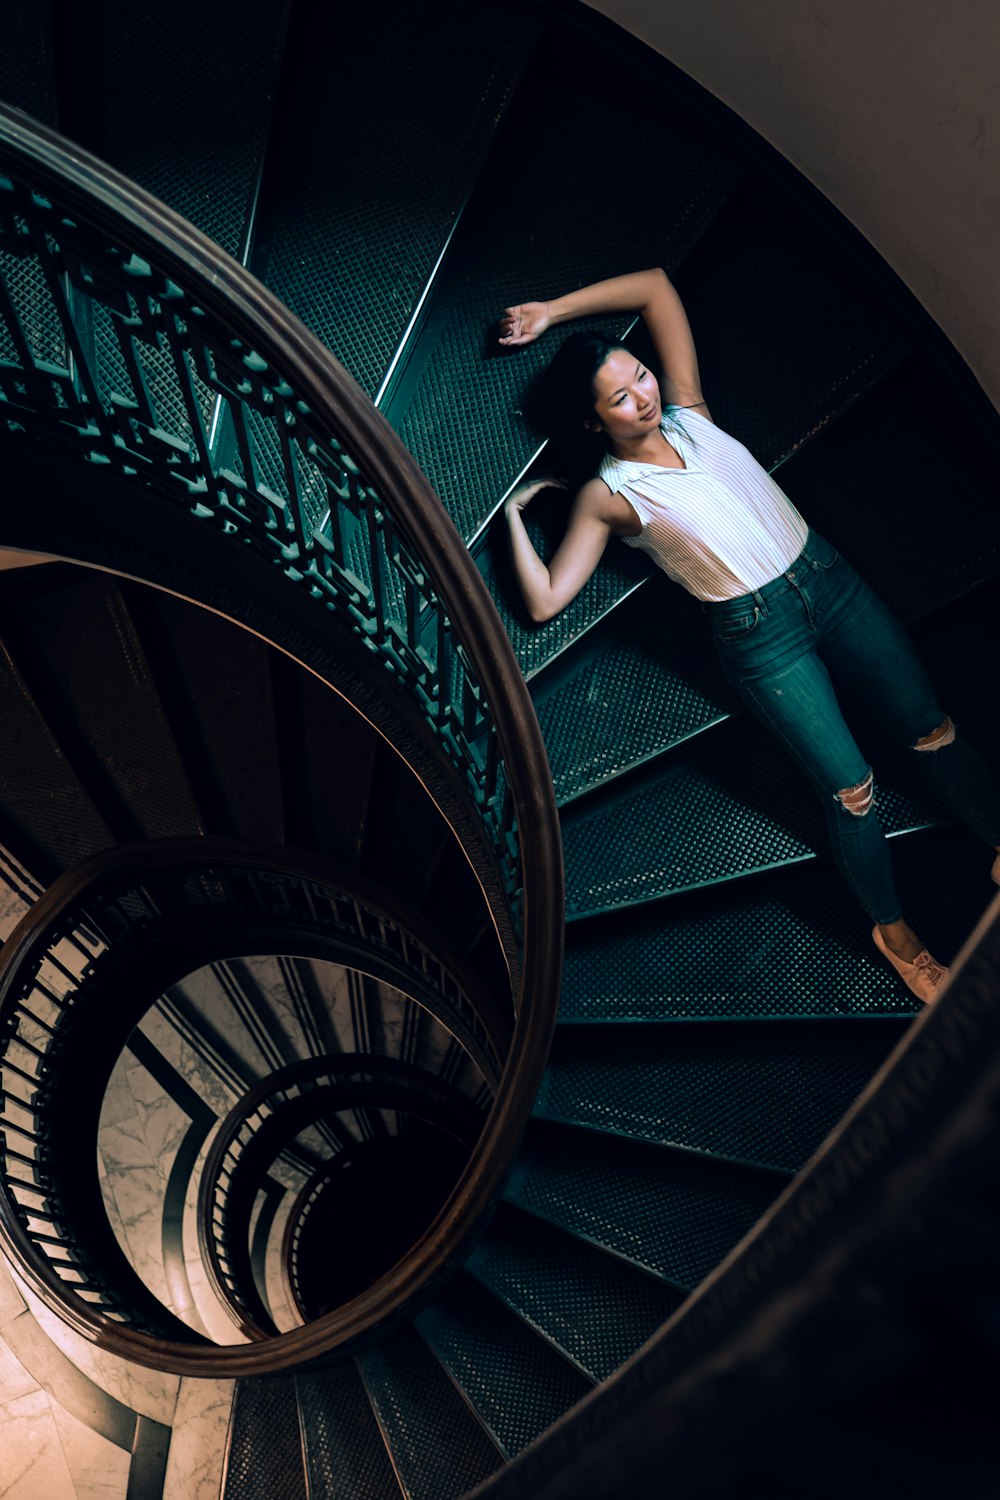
597, 407, 808, 602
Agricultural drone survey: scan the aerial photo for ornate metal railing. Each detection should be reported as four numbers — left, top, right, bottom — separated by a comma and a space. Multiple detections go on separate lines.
0, 841, 522, 1367
0, 102, 563, 1371
199, 1055, 486, 1337
0, 99, 563, 956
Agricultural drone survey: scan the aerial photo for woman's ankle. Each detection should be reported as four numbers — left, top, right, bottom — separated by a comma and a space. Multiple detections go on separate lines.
876, 918, 924, 963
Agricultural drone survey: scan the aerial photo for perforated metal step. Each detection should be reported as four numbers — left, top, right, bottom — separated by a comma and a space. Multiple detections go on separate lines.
393, 27, 742, 542
52, 0, 283, 258
537, 1018, 908, 1174
468, 1202, 685, 1382
560, 829, 990, 1024
296, 1362, 401, 1500
416, 1273, 592, 1458
257, 0, 529, 398
225, 1378, 306, 1500
0, 1, 56, 121
506, 1119, 783, 1291
562, 715, 940, 920
358, 1325, 503, 1500
534, 582, 732, 805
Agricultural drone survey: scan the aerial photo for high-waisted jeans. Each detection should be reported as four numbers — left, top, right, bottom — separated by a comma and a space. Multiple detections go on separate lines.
705, 531, 1000, 924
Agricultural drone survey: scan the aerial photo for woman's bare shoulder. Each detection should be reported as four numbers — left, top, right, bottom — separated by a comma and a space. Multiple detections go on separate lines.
573, 475, 640, 536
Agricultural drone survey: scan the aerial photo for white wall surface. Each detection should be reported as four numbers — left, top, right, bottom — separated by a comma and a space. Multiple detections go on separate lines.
586, 0, 1000, 411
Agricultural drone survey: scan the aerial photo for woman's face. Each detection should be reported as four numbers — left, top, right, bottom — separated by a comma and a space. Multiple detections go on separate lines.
589, 348, 661, 444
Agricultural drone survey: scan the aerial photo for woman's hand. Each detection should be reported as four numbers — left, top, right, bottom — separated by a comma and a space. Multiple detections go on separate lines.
499, 301, 552, 347
505, 476, 566, 515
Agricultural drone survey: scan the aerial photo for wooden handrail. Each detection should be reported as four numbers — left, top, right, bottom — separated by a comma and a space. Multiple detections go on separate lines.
0, 89, 564, 1373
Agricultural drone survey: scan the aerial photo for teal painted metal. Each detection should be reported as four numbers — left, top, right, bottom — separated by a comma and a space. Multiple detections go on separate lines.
0, 140, 520, 919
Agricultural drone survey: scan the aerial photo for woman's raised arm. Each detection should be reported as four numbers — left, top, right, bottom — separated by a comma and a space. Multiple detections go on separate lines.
499, 267, 707, 413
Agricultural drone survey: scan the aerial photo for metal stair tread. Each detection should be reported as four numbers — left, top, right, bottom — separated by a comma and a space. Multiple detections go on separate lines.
393, 27, 743, 541
257, 0, 531, 399
561, 714, 940, 919
415, 1272, 593, 1459
467, 1202, 686, 1383
506, 1119, 784, 1293
224, 1377, 306, 1500
559, 828, 987, 1022
358, 1325, 504, 1500
296, 1360, 403, 1500
0, 0, 55, 123
51, 0, 284, 259
535, 1017, 909, 1174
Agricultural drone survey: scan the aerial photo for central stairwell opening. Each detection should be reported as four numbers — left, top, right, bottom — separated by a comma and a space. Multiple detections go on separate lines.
1, 1, 999, 1496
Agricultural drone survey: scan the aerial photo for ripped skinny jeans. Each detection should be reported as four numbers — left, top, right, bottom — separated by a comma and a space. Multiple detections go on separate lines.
705, 531, 1000, 925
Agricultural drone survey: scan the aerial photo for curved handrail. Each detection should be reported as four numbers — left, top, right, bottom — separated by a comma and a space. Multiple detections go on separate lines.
0, 102, 564, 1373
198, 1054, 486, 1337
0, 838, 554, 1371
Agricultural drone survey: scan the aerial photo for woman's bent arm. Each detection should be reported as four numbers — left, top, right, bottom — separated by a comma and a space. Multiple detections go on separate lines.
500, 267, 707, 414
505, 478, 617, 623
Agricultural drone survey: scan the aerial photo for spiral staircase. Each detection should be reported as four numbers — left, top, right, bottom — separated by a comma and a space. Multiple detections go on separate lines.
1, 2, 1000, 1497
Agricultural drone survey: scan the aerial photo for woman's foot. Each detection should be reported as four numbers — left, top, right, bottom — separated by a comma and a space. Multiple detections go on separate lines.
872, 925, 949, 1005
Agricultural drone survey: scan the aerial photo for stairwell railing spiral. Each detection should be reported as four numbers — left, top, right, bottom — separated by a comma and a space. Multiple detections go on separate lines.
199, 1054, 488, 1339
0, 95, 563, 1373
0, 840, 539, 1370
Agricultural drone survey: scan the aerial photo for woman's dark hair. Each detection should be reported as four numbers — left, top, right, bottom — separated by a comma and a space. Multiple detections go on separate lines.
539, 330, 625, 438
530, 330, 626, 484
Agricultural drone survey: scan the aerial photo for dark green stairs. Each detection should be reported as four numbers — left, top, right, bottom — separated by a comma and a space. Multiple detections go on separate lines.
3, 2, 1000, 1496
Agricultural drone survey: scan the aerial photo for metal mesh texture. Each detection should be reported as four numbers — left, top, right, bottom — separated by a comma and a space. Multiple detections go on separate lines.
15, 577, 203, 842
395, 32, 742, 541
296, 1363, 401, 1500
537, 1017, 908, 1174
468, 1202, 685, 1382
0, 638, 112, 877
474, 520, 652, 684
127, 585, 286, 843
506, 1119, 783, 1291
358, 1326, 503, 1500
534, 581, 733, 804
87, 305, 217, 479
58, 0, 284, 256
224, 1378, 307, 1500
0, 237, 66, 370
416, 1273, 592, 1459
0, 2, 55, 120
559, 830, 990, 1023
260, 1, 528, 397
561, 714, 940, 919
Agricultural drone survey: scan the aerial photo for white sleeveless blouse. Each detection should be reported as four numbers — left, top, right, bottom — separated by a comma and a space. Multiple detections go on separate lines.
597, 407, 808, 602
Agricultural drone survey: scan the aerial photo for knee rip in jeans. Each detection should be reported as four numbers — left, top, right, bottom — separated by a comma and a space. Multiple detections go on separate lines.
912, 716, 956, 752
835, 770, 874, 817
